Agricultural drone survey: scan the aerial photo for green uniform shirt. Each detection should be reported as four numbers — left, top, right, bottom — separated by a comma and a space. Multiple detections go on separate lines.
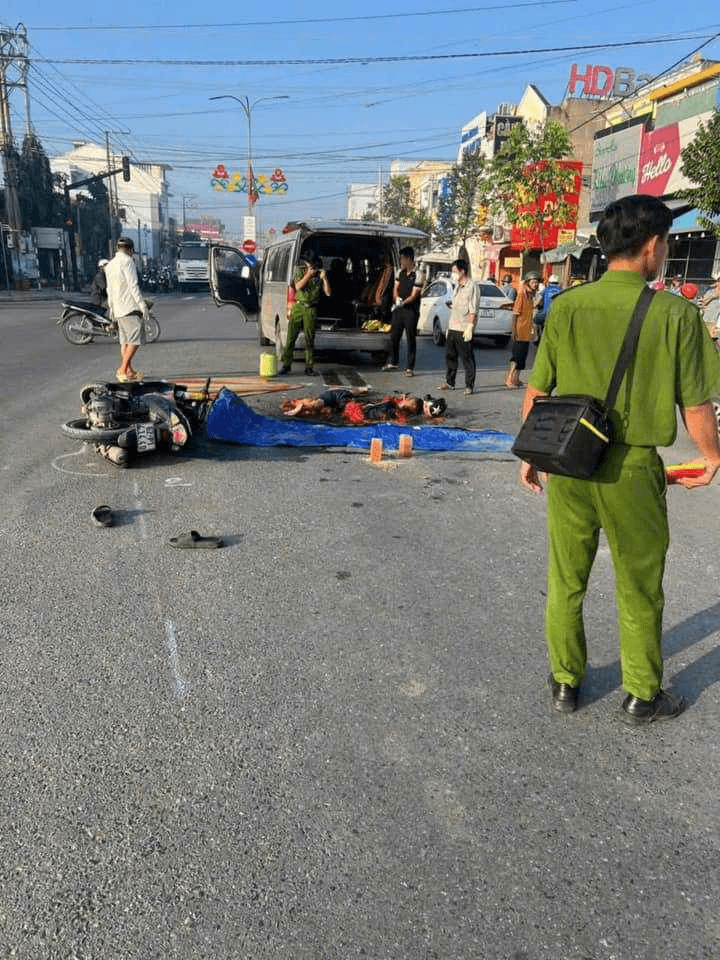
530, 270, 720, 447
294, 266, 323, 308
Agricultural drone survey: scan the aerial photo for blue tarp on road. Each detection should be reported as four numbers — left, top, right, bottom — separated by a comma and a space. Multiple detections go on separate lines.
206, 389, 515, 453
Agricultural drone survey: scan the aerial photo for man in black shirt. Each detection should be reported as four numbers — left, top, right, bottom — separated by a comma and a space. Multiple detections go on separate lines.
384, 246, 425, 377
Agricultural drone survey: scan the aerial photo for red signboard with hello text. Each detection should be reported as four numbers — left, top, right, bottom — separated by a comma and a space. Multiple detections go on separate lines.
637, 124, 681, 196
510, 160, 583, 250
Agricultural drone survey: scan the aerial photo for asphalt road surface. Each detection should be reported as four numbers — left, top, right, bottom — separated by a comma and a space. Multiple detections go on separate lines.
1, 292, 719, 959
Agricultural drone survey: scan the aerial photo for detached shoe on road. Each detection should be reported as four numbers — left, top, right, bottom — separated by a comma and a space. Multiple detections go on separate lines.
621, 689, 687, 726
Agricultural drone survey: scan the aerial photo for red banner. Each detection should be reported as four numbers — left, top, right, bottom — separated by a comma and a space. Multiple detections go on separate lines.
510, 160, 582, 250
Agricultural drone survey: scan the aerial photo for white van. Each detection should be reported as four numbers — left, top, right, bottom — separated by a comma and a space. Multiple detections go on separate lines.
209, 219, 428, 361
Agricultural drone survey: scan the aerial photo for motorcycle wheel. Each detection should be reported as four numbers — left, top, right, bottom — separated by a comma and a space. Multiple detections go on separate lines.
62, 314, 94, 345
144, 314, 161, 343
61, 418, 127, 443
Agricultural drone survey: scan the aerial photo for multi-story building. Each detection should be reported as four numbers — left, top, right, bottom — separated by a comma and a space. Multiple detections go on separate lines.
50, 141, 171, 267
590, 55, 720, 284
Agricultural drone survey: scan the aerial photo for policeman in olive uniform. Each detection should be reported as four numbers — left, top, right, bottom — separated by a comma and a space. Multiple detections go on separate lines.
280, 255, 330, 376
520, 194, 720, 726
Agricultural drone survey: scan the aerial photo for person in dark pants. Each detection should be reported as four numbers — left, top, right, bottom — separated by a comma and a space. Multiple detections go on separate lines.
439, 259, 479, 395
384, 246, 425, 377
520, 194, 720, 725
506, 271, 540, 388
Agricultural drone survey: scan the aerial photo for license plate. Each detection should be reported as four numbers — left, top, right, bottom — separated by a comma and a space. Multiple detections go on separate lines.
479, 308, 494, 318
136, 422, 156, 452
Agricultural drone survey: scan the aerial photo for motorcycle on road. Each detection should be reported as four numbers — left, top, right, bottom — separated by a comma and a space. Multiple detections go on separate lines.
61, 379, 207, 467
57, 300, 161, 346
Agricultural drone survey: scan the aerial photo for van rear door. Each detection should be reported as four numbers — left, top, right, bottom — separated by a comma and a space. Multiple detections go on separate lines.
209, 245, 259, 317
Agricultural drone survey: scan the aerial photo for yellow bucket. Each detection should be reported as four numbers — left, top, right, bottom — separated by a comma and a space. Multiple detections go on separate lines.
259, 351, 278, 378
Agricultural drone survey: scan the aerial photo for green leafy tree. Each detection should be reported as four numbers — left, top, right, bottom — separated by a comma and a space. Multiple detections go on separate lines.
17, 133, 64, 229
488, 120, 576, 251
73, 177, 115, 270
361, 175, 433, 244
434, 149, 490, 252
679, 109, 720, 236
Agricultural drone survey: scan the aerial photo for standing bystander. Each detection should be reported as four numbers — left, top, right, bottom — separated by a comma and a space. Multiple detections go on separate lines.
439, 259, 478, 395
384, 246, 425, 377
519, 194, 720, 725
500, 273, 517, 303
505, 272, 540, 388
104, 237, 148, 382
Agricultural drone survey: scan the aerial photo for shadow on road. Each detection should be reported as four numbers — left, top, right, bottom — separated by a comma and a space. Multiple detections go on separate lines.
582, 599, 720, 706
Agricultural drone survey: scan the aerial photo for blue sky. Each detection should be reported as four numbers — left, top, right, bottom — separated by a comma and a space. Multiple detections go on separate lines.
7, 0, 720, 239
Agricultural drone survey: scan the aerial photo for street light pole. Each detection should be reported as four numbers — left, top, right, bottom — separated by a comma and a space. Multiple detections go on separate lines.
209, 93, 288, 239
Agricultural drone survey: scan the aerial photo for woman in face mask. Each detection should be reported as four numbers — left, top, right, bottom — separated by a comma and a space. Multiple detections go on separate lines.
439, 259, 479, 395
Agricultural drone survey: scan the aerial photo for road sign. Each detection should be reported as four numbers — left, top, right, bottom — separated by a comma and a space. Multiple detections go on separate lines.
242, 239, 257, 254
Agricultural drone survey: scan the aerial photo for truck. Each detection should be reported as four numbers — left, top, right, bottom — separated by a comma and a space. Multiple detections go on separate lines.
176, 240, 210, 291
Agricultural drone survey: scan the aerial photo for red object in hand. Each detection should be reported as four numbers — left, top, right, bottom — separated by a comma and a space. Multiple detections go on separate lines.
666, 462, 705, 483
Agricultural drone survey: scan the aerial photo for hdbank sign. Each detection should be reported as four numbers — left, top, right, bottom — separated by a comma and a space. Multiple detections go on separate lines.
590, 120, 644, 217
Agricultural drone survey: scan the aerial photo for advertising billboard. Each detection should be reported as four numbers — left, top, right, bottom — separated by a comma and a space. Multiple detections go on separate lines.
637, 111, 715, 196
590, 120, 644, 217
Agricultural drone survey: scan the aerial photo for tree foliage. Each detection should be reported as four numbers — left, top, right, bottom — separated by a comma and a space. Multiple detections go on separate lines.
679, 109, 720, 236
17, 133, 65, 230
434, 149, 490, 251
361, 175, 433, 245
74, 178, 114, 269
488, 120, 576, 250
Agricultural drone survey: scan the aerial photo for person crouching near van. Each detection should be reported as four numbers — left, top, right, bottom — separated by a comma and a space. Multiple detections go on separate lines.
280, 255, 331, 376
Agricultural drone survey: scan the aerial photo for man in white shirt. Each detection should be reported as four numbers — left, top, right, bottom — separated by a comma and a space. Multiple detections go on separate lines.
440, 259, 479, 395
104, 236, 148, 381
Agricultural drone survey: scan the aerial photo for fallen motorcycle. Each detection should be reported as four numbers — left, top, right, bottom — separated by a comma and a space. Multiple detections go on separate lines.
57, 300, 161, 345
61, 380, 209, 467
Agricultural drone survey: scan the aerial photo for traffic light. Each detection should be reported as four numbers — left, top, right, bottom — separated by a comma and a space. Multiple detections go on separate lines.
121, 156, 131, 182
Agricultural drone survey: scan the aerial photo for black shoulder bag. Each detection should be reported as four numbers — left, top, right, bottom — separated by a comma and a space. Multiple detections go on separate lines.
511, 286, 655, 479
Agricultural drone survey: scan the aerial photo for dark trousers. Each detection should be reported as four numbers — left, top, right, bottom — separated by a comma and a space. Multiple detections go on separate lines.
445, 330, 475, 388
511, 339, 531, 370
389, 307, 419, 369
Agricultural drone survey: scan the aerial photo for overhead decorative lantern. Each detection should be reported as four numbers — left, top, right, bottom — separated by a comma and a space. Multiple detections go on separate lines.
210, 164, 288, 195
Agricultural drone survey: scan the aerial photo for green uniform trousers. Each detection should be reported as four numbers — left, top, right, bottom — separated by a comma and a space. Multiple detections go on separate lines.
546, 444, 669, 701
282, 303, 316, 367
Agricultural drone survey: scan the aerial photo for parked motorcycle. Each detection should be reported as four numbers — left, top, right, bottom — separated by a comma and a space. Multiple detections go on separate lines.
57, 300, 161, 345
61, 379, 209, 467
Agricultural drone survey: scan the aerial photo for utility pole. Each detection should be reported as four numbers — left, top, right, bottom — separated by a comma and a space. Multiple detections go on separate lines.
0, 23, 30, 285
104, 129, 131, 255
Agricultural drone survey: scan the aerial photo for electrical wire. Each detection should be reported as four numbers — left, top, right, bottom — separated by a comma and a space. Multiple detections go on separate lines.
24, 33, 718, 68
30, 2, 577, 30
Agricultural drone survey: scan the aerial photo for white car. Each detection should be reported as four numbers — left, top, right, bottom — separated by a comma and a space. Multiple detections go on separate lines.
417, 277, 514, 347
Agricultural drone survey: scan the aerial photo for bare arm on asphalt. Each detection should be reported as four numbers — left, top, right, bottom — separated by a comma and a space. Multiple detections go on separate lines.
519, 384, 548, 494
678, 401, 720, 488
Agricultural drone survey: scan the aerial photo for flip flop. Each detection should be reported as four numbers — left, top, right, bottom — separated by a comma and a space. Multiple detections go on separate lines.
169, 530, 224, 549
91, 505, 113, 527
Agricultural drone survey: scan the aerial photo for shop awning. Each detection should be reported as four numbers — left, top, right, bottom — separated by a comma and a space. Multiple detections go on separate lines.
541, 240, 596, 263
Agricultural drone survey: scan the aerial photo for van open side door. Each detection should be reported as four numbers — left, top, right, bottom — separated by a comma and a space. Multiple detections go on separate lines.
209, 245, 259, 317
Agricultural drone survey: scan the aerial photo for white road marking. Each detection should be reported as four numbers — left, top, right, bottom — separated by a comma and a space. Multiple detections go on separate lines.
163, 619, 187, 698
133, 480, 149, 540
51, 446, 105, 477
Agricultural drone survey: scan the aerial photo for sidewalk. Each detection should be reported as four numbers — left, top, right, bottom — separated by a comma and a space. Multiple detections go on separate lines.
0, 287, 71, 303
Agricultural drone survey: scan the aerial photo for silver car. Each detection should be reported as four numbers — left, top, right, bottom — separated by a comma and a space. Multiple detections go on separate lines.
417, 277, 514, 347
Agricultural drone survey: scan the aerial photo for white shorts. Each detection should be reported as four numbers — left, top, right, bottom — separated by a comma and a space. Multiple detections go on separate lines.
117, 311, 145, 346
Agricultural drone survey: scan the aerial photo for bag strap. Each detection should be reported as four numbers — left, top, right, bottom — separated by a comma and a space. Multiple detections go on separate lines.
604, 286, 655, 409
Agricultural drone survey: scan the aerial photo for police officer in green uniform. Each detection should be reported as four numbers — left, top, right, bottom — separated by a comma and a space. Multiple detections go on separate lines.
280, 255, 330, 376
519, 194, 720, 725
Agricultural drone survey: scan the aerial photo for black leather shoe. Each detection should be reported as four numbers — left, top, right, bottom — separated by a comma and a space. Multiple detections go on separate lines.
279, 364, 291, 374
549, 674, 579, 713
621, 689, 687, 726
